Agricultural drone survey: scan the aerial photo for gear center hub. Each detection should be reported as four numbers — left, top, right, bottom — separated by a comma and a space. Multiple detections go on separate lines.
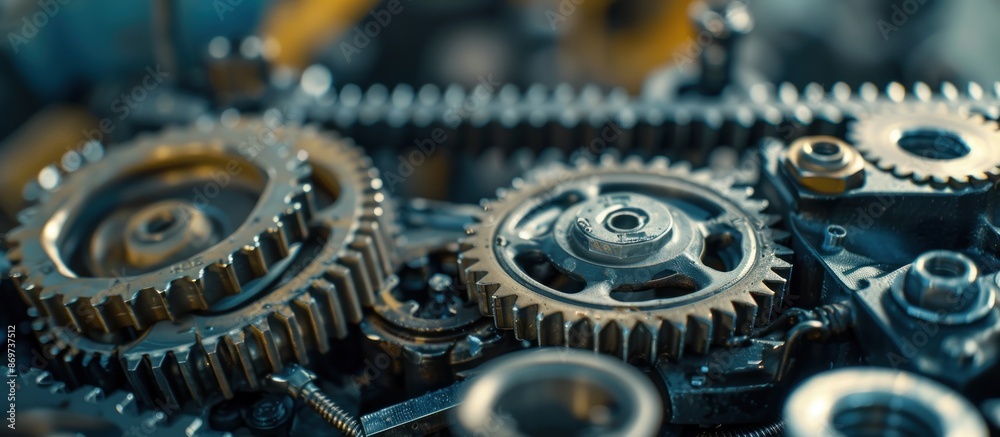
124, 200, 215, 270
568, 193, 673, 263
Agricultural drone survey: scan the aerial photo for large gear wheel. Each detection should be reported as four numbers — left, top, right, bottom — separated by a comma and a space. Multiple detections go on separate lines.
849, 103, 1000, 188
458, 155, 791, 360
6, 120, 316, 335
31, 119, 395, 408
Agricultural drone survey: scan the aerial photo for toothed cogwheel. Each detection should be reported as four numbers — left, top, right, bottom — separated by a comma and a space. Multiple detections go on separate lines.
6, 120, 317, 336
458, 156, 791, 361
849, 103, 1000, 188
34, 120, 395, 408
15, 367, 217, 437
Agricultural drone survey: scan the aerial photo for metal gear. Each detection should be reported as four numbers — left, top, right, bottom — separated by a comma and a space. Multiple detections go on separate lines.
360, 243, 508, 397
32, 119, 395, 409
6, 120, 315, 335
458, 155, 791, 360
14, 367, 217, 437
849, 102, 1000, 188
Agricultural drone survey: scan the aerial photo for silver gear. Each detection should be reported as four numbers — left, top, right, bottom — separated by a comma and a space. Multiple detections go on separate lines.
6, 120, 315, 335
849, 103, 1000, 188
33, 120, 395, 409
458, 155, 791, 360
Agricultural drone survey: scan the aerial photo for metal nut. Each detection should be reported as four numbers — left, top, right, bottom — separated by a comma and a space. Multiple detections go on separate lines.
784, 136, 866, 194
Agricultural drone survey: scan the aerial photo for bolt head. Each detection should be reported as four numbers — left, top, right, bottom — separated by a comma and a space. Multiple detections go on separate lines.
784, 136, 866, 195
904, 251, 979, 313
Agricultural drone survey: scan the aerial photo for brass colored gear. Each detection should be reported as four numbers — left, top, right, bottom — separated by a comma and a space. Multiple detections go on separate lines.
30, 120, 395, 408
458, 155, 791, 361
6, 121, 316, 335
849, 103, 1000, 188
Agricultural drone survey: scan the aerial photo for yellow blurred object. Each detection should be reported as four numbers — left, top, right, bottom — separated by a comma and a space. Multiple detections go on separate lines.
547, 0, 696, 92
0, 106, 98, 224
261, 0, 378, 69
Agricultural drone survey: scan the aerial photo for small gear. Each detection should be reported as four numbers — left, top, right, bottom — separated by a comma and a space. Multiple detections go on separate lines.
361, 245, 509, 397
458, 155, 791, 360
6, 120, 316, 335
849, 103, 1000, 188
32, 120, 395, 408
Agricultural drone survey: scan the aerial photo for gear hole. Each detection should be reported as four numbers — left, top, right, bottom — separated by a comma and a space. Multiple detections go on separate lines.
609, 270, 699, 302
897, 129, 970, 160
513, 251, 586, 294
700, 229, 743, 272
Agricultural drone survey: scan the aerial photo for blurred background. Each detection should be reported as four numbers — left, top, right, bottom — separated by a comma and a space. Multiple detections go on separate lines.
0, 0, 997, 231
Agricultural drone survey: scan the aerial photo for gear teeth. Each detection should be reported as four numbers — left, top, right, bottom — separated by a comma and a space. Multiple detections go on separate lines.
166, 276, 208, 314
687, 315, 714, 354
200, 339, 234, 399
536, 312, 563, 345
273, 305, 311, 362
304, 280, 346, 341
629, 323, 657, 363
709, 306, 737, 344
490, 291, 518, 331
70, 297, 109, 334
323, 265, 365, 323
288, 296, 330, 354
474, 274, 501, 316
172, 348, 203, 406
224, 330, 259, 391
338, 250, 375, 308
594, 321, 620, 357
147, 352, 182, 409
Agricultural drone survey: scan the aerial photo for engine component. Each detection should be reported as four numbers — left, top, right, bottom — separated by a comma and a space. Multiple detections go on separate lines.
459, 156, 791, 360
361, 381, 467, 436
266, 364, 366, 437
849, 103, 1000, 188
783, 367, 989, 437
14, 367, 215, 437
32, 118, 395, 408
361, 246, 509, 398
7, 121, 314, 335
891, 250, 996, 325
782, 135, 865, 195
850, 255, 999, 395
758, 101, 1000, 403
453, 348, 662, 437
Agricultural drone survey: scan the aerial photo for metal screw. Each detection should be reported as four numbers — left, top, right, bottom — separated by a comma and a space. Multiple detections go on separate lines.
266, 364, 366, 437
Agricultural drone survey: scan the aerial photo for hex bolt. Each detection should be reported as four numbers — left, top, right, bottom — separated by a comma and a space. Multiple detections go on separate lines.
903, 251, 979, 313
266, 364, 366, 437
784, 136, 866, 194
